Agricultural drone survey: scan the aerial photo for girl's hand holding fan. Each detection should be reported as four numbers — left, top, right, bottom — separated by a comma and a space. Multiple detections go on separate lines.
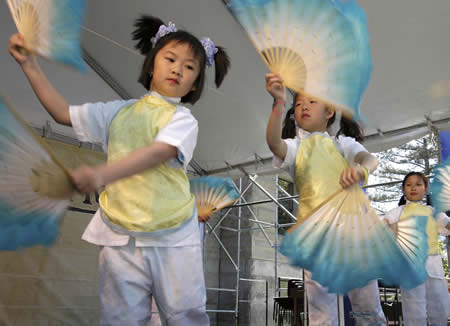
340, 165, 367, 188
8, 33, 36, 67
6, 0, 87, 71
266, 73, 286, 101
70, 165, 104, 195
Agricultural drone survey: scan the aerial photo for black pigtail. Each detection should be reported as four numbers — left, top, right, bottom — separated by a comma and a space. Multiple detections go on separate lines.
336, 116, 364, 142
213, 46, 230, 88
132, 15, 165, 55
132, 15, 166, 90
282, 106, 296, 139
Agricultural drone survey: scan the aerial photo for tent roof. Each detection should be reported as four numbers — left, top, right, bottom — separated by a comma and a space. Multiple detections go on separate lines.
1, 0, 450, 176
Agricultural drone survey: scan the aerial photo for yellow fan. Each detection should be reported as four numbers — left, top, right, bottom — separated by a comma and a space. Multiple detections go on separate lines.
280, 185, 429, 294
190, 176, 240, 222
226, 0, 373, 118
0, 95, 74, 250
6, 0, 87, 70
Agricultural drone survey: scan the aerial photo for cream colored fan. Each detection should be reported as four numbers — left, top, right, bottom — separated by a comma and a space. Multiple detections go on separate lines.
280, 185, 429, 294
6, 0, 86, 70
0, 95, 74, 250
190, 176, 240, 222
226, 0, 372, 118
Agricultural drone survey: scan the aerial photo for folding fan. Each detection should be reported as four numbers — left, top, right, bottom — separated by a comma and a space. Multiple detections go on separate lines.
430, 158, 450, 216
6, 0, 87, 70
0, 95, 74, 250
280, 185, 429, 294
189, 176, 240, 222
226, 0, 372, 118
391, 214, 429, 276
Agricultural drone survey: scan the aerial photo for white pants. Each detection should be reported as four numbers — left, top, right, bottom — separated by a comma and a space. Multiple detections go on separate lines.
150, 223, 206, 326
401, 276, 449, 326
99, 239, 209, 326
304, 270, 387, 326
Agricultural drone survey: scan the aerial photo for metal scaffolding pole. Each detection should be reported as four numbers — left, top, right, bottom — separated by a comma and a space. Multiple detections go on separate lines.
235, 178, 242, 325
275, 175, 280, 297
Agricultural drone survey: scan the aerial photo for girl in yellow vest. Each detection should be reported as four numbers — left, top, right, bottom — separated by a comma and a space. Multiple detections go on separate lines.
265, 73, 386, 326
384, 172, 450, 326
8, 15, 230, 326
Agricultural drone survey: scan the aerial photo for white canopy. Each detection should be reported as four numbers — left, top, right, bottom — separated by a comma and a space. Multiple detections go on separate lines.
1, 0, 450, 176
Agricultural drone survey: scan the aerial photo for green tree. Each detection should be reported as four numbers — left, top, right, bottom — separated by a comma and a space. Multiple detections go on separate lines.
440, 241, 449, 279
367, 133, 439, 211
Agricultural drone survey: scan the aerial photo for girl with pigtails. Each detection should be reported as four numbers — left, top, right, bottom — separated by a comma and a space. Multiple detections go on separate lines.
9, 15, 230, 326
384, 172, 450, 326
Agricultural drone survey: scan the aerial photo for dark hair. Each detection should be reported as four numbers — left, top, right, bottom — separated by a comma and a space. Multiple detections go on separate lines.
281, 93, 364, 142
398, 172, 431, 206
132, 15, 230, 104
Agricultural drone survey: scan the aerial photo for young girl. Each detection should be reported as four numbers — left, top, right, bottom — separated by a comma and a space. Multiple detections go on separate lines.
265, 73, 386, 325
8, 15, 230, 326
384, 172, 450, 326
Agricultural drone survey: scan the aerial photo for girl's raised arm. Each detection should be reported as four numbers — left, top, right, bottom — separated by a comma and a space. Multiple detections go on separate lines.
8, 33, 71, 126
265, 73, 288, 160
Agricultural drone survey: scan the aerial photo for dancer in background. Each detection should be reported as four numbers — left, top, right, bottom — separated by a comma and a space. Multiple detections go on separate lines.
384, 172, 450, 326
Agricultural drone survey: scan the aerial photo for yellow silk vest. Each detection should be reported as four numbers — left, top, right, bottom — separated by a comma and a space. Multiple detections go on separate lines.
295, 134, 348, 223
99, 95, 195, 232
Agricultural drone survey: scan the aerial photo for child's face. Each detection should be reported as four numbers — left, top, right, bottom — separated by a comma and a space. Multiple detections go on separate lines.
403, 175, 427, 202
150, 41, 201, 98
294, 94, 334, 133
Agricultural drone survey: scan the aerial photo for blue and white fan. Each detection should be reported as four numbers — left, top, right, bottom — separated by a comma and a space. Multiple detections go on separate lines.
0, 95, 74, 250
6, 0, 87, 70
226, 0, 372, 119
431, 158, 450, 216
280, 185, 429, 294
190, 176, 239, 221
